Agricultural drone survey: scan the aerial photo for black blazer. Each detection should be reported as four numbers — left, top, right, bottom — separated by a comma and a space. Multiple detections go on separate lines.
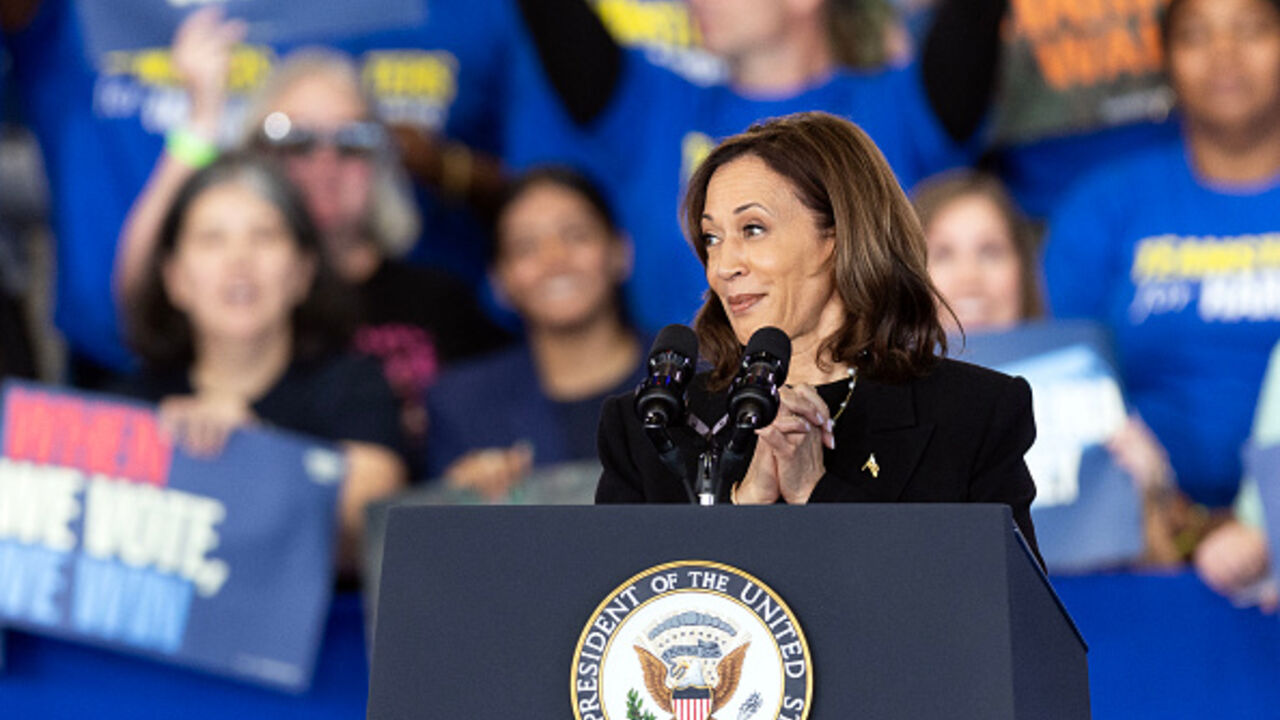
597, 358, 1042, 565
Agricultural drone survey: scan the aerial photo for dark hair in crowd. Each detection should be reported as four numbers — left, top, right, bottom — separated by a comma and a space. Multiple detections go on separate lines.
912, 170, 1045, 322
490, 164, 634, 329
127, 153, 351, 369
1161, 0, 1280, 50
490, 164, 619, 263
683, 111, 949, 389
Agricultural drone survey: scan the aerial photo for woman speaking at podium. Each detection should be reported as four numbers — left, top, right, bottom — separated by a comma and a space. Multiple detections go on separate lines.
596, 112, 1040, 561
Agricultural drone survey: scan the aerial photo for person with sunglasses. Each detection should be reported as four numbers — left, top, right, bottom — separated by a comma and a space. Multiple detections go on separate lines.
115, 12, 511, 466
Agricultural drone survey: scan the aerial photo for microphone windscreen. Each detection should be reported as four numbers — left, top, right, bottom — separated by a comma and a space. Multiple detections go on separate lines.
651, 324, 699, 363
744, 326, 791, 381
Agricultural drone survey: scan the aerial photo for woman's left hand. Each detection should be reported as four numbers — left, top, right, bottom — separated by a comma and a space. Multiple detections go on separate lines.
756, 384, 832, 505
158, 393, 254, 457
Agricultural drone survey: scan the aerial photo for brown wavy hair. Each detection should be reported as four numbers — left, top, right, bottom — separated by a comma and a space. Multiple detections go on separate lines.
683, 111, 949, 389
912, 170, 1045, 322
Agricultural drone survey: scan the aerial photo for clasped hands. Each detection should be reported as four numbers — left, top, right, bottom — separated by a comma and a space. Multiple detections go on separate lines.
733, 384, 835, 505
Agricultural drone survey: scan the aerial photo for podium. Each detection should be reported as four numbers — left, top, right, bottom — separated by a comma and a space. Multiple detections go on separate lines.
367, 505, 1088, 719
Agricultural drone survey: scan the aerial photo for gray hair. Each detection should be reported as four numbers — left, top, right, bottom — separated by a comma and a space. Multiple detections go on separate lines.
237, 47, 421, 258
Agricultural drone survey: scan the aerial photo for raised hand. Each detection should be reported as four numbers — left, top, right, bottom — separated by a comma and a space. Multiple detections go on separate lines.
171, 7, 248, 136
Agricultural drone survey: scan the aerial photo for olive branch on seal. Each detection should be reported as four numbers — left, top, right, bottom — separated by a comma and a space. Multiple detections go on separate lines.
626, 688, 657, 720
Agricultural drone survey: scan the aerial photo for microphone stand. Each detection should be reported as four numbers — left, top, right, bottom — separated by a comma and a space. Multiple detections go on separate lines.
636, 387, 766, 507
641, 414, 700, 505
693, 420, 759, 507
696, 446, 720, 506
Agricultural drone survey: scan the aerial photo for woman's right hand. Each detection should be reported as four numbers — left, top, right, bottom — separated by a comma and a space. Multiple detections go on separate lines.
443, 442, 534, 501
171, 7, 247, 135
1107, 414, 1173, 495
734, 384, 834, 505
1194, 519, 1276, 610
158, 393, 255, 457
735, 439, 782, 505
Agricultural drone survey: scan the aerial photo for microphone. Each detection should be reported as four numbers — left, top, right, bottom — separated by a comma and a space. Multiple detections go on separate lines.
717, 327, 791, 498
634, 324, 699, 430
633, 326, 701, 503
729, 326, 791, 434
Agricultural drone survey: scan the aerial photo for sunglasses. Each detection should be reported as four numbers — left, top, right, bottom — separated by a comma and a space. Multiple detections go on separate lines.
256, 111, 386, 157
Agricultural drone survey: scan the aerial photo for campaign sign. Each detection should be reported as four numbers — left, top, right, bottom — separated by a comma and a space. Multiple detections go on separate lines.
75, 0, 425, 60
0, 380, 342, 692
994, 0, 1173, 144
954, 320, 1145, 572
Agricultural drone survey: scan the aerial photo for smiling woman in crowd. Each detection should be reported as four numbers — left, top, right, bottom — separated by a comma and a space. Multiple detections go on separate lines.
916, 170, 1185, 565
423, 166, 646, 499
123, 154, 406, 574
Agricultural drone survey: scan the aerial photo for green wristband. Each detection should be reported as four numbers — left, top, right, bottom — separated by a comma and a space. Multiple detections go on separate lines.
165, 128, 218, 169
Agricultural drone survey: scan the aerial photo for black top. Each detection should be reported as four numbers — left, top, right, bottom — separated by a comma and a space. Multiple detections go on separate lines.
596, 357, 1042, 565
0, 288, 35, 380
423, 339, 648, 478
356, 259, 510, 367
353, 259, 512, 461
119, 353, 404, 456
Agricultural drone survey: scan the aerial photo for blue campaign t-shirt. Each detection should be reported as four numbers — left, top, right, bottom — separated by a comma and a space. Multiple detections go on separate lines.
6, 0, 514, 371
1044, 138, 1280, 507
423, 340, 647, 479
503, 43, 969, 334
998, 119, 1182, 220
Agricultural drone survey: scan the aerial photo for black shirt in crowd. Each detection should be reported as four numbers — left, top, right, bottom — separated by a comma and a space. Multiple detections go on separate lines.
118, 352, 404, 457
351, 259, 512, 461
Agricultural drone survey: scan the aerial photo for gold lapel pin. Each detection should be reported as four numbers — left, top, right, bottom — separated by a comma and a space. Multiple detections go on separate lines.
862, 453, 879, 478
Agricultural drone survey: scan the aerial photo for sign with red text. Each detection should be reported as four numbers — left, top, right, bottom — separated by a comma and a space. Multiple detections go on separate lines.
0, 381, 342, 692
994, 0, 1175, 144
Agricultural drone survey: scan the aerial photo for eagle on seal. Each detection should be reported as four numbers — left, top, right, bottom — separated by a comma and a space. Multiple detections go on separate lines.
633, 642, 750, 720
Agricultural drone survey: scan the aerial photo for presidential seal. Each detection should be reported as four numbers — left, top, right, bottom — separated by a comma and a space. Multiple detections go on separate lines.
571, 560, 812, 720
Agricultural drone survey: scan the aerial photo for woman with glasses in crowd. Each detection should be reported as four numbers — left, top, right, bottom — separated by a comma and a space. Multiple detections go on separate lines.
114, 11, 509, 463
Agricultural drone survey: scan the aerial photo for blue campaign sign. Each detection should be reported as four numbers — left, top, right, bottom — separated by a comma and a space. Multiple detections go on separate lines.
0, 380, 342, 692
75, 0, 425, 60
954, 320, 1145, 572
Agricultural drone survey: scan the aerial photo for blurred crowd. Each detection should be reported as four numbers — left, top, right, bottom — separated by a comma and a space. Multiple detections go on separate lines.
1, 0, 1279, 600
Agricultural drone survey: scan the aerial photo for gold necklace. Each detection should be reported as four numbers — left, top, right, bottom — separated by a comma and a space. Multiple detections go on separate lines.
831, 367, 858, 423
